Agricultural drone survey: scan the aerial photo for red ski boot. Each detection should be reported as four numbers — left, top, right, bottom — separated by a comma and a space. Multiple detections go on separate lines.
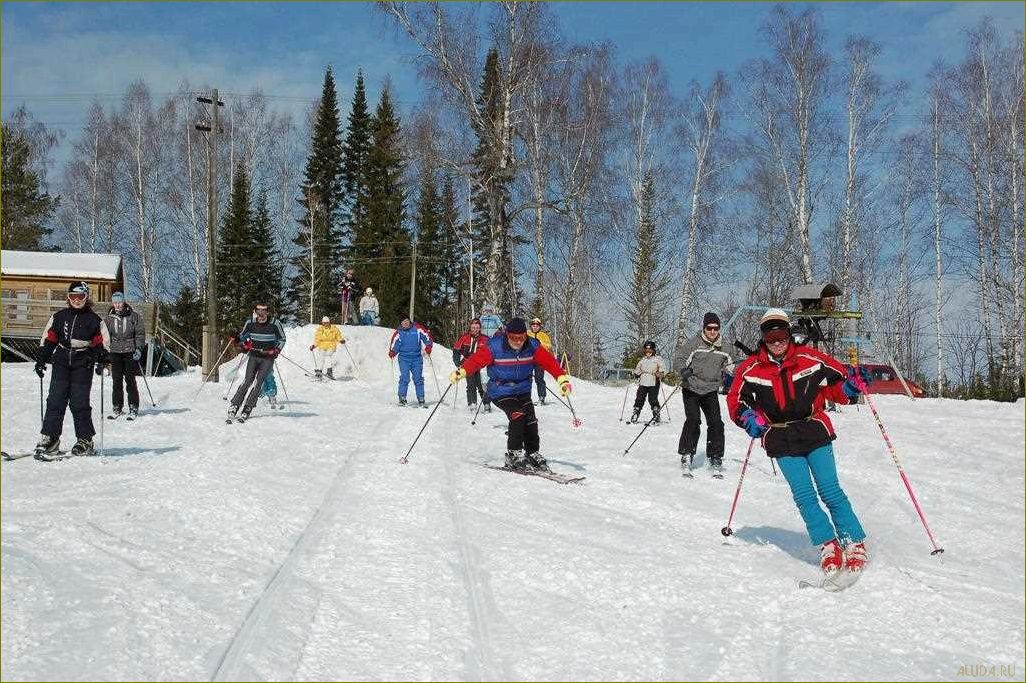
844, 541, 869, 573
820, 539, 844, 574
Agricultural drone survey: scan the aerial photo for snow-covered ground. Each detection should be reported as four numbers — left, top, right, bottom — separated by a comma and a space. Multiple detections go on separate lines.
2, 325, 1023, 681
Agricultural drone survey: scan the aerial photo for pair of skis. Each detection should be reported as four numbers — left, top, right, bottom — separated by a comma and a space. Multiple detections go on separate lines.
483, 463, 586, 485
798, 569, 863, 592
107, 412, 138, 422
3, 449, 83, 462
681, 460, 724, 480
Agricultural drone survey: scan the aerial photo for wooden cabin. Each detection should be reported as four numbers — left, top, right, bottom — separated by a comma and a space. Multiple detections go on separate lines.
1, 250, 154, 360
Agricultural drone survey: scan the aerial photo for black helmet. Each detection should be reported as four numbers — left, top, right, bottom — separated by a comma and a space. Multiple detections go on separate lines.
67, 281, 89, 296
643, 340, 657, 351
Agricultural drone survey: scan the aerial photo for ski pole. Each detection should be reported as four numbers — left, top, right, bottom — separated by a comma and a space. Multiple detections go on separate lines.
39, 374, 44, 424
660, 382, 672, 423
721, 438, 756, 536
342, 343, 363, 381
426, 353, 442, 399
278, 351, 318, 378
136, 358, 157, 407
618, 382, 633, 422
195, 338, 233, 399
851, 366, 944, 555
274, 360, 291, 408
99, 367, 105, 457
770, 458, 777, 477
623, 383, 682, 455
543, 381, 582, 428
400, 383, 453, 464
470, 397, 484, 425
222, 354, 245, 400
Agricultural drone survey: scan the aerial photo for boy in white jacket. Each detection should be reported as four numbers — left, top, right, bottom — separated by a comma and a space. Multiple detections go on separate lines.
631, 340, 665, 423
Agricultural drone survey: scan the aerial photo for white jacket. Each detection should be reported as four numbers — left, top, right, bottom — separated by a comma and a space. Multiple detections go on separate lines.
359, 295, 379, 316
634, 355, 665, 387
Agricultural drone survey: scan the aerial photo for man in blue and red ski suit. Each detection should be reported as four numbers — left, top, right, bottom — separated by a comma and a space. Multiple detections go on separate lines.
449, 317, 570, 472
389, 317, 433, 406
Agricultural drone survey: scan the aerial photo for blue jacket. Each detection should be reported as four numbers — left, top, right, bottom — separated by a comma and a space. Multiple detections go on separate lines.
485, 336, 540, 399
390, 325, 432, 358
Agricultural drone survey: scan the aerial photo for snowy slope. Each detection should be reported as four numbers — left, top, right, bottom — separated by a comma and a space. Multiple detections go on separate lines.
2, 324, 1023, 681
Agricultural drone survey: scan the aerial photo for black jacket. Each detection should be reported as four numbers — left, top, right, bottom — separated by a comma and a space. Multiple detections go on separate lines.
38, 306, 110, 369
105, 304, 146, 354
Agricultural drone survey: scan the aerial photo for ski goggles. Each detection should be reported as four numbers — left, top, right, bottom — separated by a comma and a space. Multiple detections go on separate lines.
68, 292, 87, 302
763, 328, 791, 345
506, 332, 528, 344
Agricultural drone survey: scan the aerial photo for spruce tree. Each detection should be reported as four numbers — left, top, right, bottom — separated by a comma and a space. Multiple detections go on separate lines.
168, 284, 205, 357
341, 70, 372, 246
217, 163, 253, 335
624, 173, 673, 349
358, 86, 410, 328
0, 123, 56, 250
413, 166, 444, 331
288, 67, 344, 322
251, 191, 282, 314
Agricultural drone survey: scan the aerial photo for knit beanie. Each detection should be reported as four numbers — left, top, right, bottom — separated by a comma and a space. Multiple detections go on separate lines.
703, 312, 720, 327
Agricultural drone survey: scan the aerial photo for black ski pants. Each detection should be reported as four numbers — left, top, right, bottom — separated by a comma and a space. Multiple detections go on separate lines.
42, 361, 96, 440
494, 392, 539, 454
109, 351, 140, 410
533, 365, 547, 400
678, 387, 724, 460
465, 370, 490, 406
231, 354, 275, 412
633, 382, 660, 413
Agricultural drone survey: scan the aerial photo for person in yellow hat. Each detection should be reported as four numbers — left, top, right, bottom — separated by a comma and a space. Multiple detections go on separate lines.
527, 317, 553, 405
309, 315, 344, 380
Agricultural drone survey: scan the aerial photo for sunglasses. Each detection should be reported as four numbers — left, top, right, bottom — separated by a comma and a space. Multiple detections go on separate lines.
705, 325, 720, 331
763, 328, 791, 344
507, 333, 528, 343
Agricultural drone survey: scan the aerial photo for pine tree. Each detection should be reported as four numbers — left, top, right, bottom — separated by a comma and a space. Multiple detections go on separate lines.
1, 123, 56, 250
413, 166, 444, 331
217, 163, 253, 335
288, 67, 345, 322
167, 284, 204, 357
341, 70, 372, 246
251, 191, 282, 314
357, 86, 410, 327
624, 173, 673, 349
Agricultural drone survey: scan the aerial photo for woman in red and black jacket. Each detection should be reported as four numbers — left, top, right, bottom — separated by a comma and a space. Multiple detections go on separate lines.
726, 308, 873, 578
451, 318, 491, 411
33, 281, 111, 457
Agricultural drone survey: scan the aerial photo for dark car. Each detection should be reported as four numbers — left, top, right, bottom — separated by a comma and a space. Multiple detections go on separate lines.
846, 363, 925, 398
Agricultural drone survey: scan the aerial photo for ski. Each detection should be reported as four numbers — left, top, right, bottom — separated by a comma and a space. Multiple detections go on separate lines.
125, 413, 137, 422
681, 464, 694, 479
484, 463, 586, 485
3, 450, 67, 461
798, 570, 862, 592
35, 450, 83, 462
107, 413, 122, 421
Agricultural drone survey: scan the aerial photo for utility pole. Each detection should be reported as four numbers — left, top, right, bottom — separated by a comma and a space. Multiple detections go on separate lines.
196, 89, 224, 382
409, 239, 417, 321
306, 189, 319, 325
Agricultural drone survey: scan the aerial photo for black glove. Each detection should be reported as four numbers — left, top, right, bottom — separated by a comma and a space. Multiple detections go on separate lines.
34, 362, 46, 378
94, 361, 105, 376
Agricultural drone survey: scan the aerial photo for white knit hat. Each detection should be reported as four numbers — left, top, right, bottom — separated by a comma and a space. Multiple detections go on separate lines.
759, 308, 791, 333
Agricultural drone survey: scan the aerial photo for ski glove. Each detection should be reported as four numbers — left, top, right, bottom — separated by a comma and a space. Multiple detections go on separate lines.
309, 344, 316, 351
132, 349, 142, 362
424, 346, 432, 356
740, 409, 767, 439
557, 374, 572, 396
842, 366, 872, 400
34, 362, 46, 378
266, 348, 280, 358
388, 351, 397, 359
242, 340, 253, 353
449, 368, 467, 384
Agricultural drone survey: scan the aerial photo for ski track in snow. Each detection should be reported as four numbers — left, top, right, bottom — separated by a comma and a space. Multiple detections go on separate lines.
2, 324, 1024, 681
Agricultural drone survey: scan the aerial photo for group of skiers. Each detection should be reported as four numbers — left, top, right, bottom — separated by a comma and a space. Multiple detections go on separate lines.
337, 268, 380, 326
29, 283, 874, 579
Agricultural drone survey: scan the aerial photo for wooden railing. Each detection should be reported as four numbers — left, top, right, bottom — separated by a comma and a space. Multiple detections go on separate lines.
1, 298, 156, 338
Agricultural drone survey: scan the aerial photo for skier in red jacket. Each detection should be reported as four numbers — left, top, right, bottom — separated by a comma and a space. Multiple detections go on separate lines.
727, 308, 873, 579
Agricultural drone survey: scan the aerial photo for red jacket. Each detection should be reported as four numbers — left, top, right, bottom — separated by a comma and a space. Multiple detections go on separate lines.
727, 343, 853, 457
452, 331, 489, 367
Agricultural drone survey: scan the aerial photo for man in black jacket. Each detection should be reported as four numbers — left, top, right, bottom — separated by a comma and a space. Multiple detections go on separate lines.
34, 281, 110, 457
104, 291, 146, 419
228, 302, 287, 422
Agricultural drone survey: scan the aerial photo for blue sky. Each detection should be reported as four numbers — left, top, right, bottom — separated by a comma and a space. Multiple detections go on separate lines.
3, 1, 1023, 161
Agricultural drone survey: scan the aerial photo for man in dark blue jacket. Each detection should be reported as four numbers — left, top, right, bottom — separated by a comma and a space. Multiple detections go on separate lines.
228, 302, 286, 422
388, 317, 433, 406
